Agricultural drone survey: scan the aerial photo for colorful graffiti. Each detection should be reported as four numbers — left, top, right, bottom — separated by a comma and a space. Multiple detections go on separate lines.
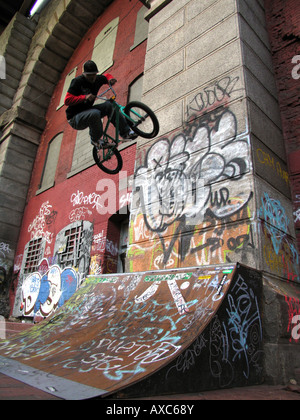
264, 276, 300, 344
128, 70, 299, 286
259, 193, 299, 282
165, 272, 263, 390
20, 259, 78, 318
0, 265, 263, 397
0, 242, 12, 273
89, 230, 120, 276
128, 105, 253, 271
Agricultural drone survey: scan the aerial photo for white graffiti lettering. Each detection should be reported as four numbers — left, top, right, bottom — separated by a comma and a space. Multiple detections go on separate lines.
0, 242, 11, 257
70, 190, 103, 212
28, 201, 54, 244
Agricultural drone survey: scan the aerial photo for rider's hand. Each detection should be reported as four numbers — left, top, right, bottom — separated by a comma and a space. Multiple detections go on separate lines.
86, 93, 96, 102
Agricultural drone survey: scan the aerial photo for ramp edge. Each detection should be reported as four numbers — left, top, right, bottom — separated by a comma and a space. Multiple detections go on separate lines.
0, 355, 105, 400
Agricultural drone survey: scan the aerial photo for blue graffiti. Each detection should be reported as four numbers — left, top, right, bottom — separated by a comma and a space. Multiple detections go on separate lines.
226, 275, 262, 379
21, 264, 78, 318
259, 192, 289, 254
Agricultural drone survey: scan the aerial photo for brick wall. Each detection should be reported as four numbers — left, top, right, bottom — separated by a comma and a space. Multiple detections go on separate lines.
265, 0, 300, 256
9, 0, 147, 319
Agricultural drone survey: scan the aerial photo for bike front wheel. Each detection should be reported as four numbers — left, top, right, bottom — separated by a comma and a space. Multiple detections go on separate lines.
124, 101, 159, 139
93, 146, 123, 174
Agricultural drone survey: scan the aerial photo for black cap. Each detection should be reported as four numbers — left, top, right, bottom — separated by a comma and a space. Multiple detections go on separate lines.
83, 60, 99, 74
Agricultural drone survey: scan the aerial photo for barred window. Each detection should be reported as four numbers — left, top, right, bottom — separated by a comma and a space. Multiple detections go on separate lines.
23, 238, 44, 275
54, 221, 93, 284
59, 224, 84, 267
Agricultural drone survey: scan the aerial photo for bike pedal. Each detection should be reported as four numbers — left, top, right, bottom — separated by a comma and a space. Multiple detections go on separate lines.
101, 142, 114, 149
91, 140, 101, 148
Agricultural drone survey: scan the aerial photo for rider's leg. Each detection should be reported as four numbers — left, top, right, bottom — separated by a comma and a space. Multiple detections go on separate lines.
93, 102, 137, 140
69, 108, 103, 145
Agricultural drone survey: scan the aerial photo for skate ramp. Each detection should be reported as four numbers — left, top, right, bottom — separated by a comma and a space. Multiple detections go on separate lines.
0, 263, 254, 399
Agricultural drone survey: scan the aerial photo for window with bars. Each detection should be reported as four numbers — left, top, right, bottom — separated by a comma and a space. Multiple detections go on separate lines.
23, 238, 44, 275
53, 220, 93, 284
59, 224, 83, 268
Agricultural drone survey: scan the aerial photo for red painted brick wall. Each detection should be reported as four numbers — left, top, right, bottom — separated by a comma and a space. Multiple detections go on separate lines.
11, 0, 147, 314
264, 0, 300, 253
28, 0, 146, 199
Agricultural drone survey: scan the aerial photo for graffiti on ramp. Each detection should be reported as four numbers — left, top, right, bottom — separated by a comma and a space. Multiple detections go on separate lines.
0, 264, 237, 399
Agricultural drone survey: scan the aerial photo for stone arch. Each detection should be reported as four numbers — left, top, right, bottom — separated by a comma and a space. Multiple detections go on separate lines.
0, 0, 113, 272
2, 0, 114, 130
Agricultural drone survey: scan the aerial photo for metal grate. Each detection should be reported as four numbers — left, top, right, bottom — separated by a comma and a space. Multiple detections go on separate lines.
24, 238, 43, 275
60, 224, 83, 267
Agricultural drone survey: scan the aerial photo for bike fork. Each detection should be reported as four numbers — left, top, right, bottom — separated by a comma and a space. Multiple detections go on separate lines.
102, 107, 119, 145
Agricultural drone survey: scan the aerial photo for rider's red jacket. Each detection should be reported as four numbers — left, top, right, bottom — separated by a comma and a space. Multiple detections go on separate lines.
64, 73, 114, 119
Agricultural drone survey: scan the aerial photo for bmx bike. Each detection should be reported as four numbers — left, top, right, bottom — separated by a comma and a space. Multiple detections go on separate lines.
93, 85, 159, 174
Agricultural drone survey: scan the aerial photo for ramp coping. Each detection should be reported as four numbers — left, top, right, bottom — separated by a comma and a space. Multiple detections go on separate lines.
0, 355, 105, 400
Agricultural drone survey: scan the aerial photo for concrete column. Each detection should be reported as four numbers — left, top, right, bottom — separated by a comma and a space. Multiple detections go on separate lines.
128, 0, 299, 283
0, 13, 36, 116
127, 0, 300, 384
0, 13, 38, 275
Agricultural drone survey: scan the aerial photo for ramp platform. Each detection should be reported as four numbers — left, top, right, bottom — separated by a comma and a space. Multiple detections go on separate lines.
0, 263, 263, 399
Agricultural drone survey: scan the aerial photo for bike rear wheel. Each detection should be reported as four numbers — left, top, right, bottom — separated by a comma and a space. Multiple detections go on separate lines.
124, 101, 159, 139
93, 146, 123, 174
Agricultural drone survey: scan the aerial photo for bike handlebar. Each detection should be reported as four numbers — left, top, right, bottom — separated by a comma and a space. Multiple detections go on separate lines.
97, 84, 117, 100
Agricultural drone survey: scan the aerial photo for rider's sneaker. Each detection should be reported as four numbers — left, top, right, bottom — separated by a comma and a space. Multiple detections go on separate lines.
91, 140, 100, 148
122, 129, 138, 141
91, 140, 113, 149
100, 141, 114, 149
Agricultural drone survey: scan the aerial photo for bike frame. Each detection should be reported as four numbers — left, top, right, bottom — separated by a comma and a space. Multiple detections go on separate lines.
93, 85, 159, 174
97, 85, 143, 147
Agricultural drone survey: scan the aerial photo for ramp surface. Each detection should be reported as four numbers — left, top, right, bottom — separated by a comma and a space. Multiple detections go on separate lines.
0, 264, 236, 399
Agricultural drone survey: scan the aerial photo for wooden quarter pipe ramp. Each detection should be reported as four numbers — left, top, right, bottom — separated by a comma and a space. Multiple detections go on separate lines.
0, 263, 263, 399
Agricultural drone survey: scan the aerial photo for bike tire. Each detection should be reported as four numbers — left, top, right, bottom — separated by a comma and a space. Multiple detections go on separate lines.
93, 146, 123, 174
124, 101, 159, 139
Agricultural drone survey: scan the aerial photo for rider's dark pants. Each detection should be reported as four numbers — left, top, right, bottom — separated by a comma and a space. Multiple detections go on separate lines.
68, 101, 130, 143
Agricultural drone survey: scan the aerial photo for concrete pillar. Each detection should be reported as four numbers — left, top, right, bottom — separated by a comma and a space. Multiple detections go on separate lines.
128, 0, 300, 384
0, 13, 38, 274
129, 0, 299, 282
0, 13, 36, 116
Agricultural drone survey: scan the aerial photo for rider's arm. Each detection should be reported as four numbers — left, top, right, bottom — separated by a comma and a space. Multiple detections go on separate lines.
64, 76, 89, 106
104, 73, 117, 85
65, 74, 116, 106
64, 91, 86, 106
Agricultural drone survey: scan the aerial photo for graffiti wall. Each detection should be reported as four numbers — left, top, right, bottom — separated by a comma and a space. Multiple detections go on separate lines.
20, 259, 78, 318
259, 190, 299, 282
129, 75, 253, 272
128, 72, 299, 283
122, 265, 263, 397
12, 164, 134, 319
6, 0, 144, 320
